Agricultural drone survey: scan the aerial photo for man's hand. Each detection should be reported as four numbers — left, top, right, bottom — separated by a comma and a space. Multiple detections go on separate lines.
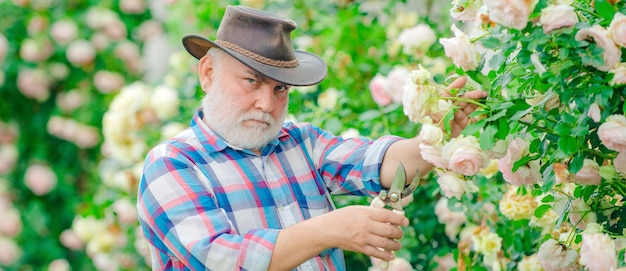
321, 205, 408, 261
441, 76, 488, 138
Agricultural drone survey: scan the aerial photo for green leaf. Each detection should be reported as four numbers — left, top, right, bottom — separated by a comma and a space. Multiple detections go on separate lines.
541, 194, 555, 203
558, 136, 578, 155
569, 153, 584, 174
595, 0, 616, 21
479, 125, 497, 150
535, 204, 552, 218
358, 110, 381, 121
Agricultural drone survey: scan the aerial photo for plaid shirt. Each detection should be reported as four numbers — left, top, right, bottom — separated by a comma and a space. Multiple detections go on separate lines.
138, 109, 400, 271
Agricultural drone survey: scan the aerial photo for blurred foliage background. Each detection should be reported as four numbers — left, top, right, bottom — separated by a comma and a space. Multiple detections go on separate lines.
0, 0, 466, 270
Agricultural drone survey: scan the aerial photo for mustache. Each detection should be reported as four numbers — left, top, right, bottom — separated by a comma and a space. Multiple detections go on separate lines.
238, 111, 275, 125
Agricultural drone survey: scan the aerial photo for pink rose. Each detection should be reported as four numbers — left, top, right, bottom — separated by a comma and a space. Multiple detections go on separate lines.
573, 159, 602, 185
588, 102, 602, 122
575, 25, 621, 71
579, 233, 617, 271
609, 12, 626, 47
484, 0, 535, 30
48, 259, 70, 271
24, 163, 57, 196
115, 41, 142, 73
540, 4, 579, 33
498, 138, 542, 186
598, 114, 626, 152
112, 199, 138, 224
609, 63, 626, 86
120, 0, 146, 14
19, 38, 53, 62
615, 152, 626, 175
369, 74, 392, 106
0, 145, 18, 174
440, 25, 479, 71
441, 135, 489, 176
0, 208, 21, 237
56, 90, 85, 112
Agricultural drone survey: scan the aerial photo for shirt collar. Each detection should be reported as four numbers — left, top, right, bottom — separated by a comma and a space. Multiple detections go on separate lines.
190, 108, 291, 155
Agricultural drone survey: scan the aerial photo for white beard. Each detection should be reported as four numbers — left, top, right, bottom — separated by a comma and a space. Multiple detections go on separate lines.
201, 79, 286, 151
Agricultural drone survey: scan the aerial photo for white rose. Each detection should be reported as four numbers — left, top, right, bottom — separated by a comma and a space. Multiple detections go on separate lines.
573, 159, 602, 185
436, 171, 479, 200
398, 24, 437, 53
537, 239, 579, 270
540, 4, 579, 33
151, 85, 180, 120
418, 118, 444, 146
609, 12, 626, 47
439, 24, 480, 71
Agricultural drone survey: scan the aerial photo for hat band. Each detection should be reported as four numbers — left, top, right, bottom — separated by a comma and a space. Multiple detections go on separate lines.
216, 40, 299, 68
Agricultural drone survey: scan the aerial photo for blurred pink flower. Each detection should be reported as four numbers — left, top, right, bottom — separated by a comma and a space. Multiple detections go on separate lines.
56, 90, 85, 112
66, 40, 96, 66
433, 253, 456, 271
441, 135, 489, 176
439, 25, 479, 71
17, 68, 50, 102
484, 0, 535, 30
112, 198, 138, 224
386, 67, 410, 104
609, 12, 626, 47
115, 41, 142, 73
573, 159, 601, 185
0, 208, 22, 237
615, 152, 626, 175
370, 257, 412, 271
94, 70, 125, 93
575, 25, 621, 72
434, 197, 466, 240
0, 238, 21, 265
540, 4, 579, 33
0, 145, 18, 174
103, 19, 128, 40
24, 163, 58, 196
0, 34, 7, 65
498, 137, 541, 186
120, 0, 146, 14
19, 38, 54, 62
568, 198, 597, 230
579, 233, 617, 271
51, 20, 79, 44
48, 259, 70, 271
598, 114, 626, 152
369, 74, 392, 106
27, 15, 48, 34
60, 229, 84, 250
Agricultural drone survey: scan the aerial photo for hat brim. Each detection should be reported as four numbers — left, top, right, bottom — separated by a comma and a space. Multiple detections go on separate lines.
182, 34, 327, 86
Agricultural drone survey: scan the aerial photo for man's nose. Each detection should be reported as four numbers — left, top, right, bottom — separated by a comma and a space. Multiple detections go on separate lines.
254, 86, 274, 112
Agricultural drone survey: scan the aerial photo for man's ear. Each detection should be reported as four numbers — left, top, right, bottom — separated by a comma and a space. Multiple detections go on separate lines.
198, 54, 214, 92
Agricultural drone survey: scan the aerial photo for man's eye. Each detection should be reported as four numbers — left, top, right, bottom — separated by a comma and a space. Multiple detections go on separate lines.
246, 78, 258, 84
275, 85, 290, 92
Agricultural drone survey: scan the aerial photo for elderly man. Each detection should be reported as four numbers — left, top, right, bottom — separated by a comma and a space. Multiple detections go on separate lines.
137, 5, 485, 271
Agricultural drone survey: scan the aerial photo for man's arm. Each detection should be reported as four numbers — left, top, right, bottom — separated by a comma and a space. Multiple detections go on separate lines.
268, 205, 408, 271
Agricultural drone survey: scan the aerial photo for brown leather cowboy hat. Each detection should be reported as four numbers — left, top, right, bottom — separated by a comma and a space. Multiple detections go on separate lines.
182, 5, 327, 86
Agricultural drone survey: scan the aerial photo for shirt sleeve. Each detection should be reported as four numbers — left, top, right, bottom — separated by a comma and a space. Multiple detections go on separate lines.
298, 124, 403, 197
137, 143, 279, 270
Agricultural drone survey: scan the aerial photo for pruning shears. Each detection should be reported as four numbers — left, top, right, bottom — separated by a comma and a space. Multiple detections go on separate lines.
371, 163, 421, 270
374, 162, 421, 212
